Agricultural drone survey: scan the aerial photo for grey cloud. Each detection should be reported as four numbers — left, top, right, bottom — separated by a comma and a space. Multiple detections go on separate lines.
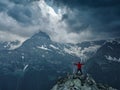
0, 0, 120, 44
0, 0, 13, 12
51, 0, 120, 8
0, 0, 74, 43
9, 0, 38, 5
49, 0, 120, 40
7, 5, 32, 24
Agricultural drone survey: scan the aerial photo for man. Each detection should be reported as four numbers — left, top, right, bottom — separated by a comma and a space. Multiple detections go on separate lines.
74, 62, 84, 75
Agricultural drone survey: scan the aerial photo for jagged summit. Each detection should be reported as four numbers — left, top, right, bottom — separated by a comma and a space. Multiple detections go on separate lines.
51, 74, 117, 90
31, 31, 51, 40
21, 31, 51, 47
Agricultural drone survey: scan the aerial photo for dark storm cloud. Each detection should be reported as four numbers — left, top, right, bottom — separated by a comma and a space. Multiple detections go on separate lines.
7, 5, 32, 24
51, 0, 120, 8
0, 0, 120, 43
50, 0, 120, 39
9, 0, 39, 5
0, 2, 7, 11
0, 0, 12, 12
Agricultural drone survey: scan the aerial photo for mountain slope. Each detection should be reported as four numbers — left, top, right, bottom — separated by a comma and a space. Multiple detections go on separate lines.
0, 31, 80, 90
0, 31, 119, 90
84, 40, 120, 89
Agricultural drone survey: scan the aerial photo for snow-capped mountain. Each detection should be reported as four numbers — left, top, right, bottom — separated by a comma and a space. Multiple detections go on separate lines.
0, 31, 119, 90
72, 40, 105, 60
85, 40, 120, 89
0, 31, 80, 90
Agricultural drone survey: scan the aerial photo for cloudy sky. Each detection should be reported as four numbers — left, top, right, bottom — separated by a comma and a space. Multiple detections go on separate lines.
0, 0, 120, 43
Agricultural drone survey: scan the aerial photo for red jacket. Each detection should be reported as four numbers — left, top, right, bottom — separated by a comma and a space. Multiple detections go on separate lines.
74, 63, 84, 69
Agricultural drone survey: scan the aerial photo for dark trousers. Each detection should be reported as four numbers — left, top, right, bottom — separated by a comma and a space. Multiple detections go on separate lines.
77, 69, 83, 75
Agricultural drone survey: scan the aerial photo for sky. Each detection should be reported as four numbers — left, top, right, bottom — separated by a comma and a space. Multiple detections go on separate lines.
0, 0, 120, 44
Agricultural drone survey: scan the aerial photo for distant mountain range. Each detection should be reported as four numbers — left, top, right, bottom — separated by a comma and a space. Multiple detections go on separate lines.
85, 39, 120, 89
0, 31, 120, 90
0, 40, 20, 50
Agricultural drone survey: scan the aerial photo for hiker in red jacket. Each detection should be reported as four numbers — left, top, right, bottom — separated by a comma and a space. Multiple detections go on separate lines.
74, 62, 84, 75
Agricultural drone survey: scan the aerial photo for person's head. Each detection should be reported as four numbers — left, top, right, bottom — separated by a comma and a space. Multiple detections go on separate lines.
78, 62, 80, 64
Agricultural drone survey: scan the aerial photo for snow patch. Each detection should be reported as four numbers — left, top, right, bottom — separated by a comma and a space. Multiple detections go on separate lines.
50, 44, 59, 50
107, 46, 113, 50
9, 43, 22, 50
8, 40, 26, 50
82, 45, 100, 53
64, 46, 82, 57
23, 64, 29, 72
4, 42, 11, 48
37, 45, 50, 51
21, 55, 25, 59
105, 55, 120, 62
64, 45, 100, 60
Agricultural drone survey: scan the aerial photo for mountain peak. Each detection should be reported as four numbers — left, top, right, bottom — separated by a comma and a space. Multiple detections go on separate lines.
51, 74, 117, 90
31, 31, 50, 40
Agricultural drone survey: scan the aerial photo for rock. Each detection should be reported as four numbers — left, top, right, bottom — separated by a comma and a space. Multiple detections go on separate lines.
51, 74, 117, 90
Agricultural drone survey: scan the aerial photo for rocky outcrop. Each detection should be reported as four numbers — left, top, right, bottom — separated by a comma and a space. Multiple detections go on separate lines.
51, 74, 117, 90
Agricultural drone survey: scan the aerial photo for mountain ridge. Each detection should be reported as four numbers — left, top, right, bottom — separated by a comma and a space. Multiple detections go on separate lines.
0, 31, 120, 90
84, 40, 120, 89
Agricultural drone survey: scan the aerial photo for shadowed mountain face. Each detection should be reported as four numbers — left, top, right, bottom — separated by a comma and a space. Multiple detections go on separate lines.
0, 31, 80, 90
85, 40, 120, 89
